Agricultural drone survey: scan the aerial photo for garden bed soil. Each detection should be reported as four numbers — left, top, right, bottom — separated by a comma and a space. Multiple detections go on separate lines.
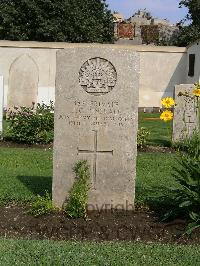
138, 145, 174, 153
0, 206, 199, 244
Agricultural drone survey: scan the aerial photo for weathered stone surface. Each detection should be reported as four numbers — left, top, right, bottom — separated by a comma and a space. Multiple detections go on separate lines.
0, 76, 3, 135
173, 84, 199, 142
8, 54, 38, 108
53, 45, 139, 210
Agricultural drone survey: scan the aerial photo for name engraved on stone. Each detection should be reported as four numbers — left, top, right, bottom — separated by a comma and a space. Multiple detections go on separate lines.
58, 112, 134, 128
78, 130, 113, 189
79, 57, 117, 96
184, 97, 197, 135
184, 97, 196, 123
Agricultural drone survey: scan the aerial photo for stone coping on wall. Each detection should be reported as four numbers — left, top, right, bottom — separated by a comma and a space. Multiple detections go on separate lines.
0, 40, 187, 53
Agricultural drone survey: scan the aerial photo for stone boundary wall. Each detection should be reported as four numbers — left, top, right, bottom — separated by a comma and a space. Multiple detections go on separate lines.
0, 40, 187, 108
0, 40, 186, 52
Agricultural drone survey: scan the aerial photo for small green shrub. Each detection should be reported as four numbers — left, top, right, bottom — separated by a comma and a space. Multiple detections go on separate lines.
66, 160, 90, 218
173, 131, 200, 158
164, 132, 200, 233
137, 127, 150, 148
29, 191, 56, 217
5, 101, 54, 144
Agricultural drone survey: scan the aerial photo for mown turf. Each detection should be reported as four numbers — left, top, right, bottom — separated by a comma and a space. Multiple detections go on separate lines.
0, 136, 198, 264
138, 113, 172, 147
0, 147, 178, 206
0, 148, 52, 204
0, 239, 199, 266
136, 152, 178, 206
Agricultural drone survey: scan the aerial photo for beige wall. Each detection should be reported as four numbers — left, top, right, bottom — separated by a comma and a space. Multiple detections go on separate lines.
0, 44, 57, 107
140, 50, 187, 107
187, 41, 200, 84
0, 41, 187, 108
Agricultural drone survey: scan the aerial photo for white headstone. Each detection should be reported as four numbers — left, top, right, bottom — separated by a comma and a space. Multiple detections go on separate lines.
53, 45, 139, 210
0, 76, 4, 137
173, 84, 199, 142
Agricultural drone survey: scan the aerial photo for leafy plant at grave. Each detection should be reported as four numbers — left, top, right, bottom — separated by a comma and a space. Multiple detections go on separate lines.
159, 87, 200, 232
66, 160, 90, 219
173, 130, 200, 155
29, 191, 57, 217
5, 101, 54, 144
163, 132, 200, 233
137, 127, 150, 148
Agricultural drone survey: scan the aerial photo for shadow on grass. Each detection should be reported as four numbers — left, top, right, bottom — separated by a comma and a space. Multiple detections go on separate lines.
148, 139, 172, 147
17, 176, 52, 196
147, 138, 172, 147
136, 185, 178, 220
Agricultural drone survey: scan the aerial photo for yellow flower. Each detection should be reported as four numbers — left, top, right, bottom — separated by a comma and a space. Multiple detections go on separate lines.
193, 88, 200, 97
161, 97, 175, 108
160, 110, 173, 122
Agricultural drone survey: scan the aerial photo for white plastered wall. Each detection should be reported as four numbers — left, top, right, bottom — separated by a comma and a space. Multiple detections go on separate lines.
0, 45, 57, 107
139, 50, 187, 107
0, 41, 188, 108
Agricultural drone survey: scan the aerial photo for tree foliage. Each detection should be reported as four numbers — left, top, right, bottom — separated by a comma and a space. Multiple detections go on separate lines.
176, 0, 200, 46
179, 0, 200, 25
0, 0, 114, 43
175, 25, 200, 47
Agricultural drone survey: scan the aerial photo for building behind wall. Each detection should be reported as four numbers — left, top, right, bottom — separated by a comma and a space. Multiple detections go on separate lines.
113, 9, 179, 45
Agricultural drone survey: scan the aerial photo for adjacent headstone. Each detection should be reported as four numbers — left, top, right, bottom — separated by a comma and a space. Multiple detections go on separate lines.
173, 84, 199, 142
8, 54, 38, 108
0, 76, 4, 137
53, 45, 139, 210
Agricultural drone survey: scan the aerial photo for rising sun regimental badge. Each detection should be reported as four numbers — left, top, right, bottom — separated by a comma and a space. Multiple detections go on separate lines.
79, 57, 117, 96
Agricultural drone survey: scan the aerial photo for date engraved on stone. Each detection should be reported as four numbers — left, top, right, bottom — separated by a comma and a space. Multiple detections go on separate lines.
79, 57, 117, 96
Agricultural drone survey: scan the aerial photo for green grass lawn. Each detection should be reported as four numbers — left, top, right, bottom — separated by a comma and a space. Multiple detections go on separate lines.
0, 148, 52, 204
138, 113, 172, 147
0, 147, 177, 206
0, 112, 173, 204
0, 115, 198, 264
0, 239, 200, 266
0, 149, 198, 265
136, 152, 178, 207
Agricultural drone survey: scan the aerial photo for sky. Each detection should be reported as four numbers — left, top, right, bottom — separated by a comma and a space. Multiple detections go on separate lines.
106, 0, 188, 24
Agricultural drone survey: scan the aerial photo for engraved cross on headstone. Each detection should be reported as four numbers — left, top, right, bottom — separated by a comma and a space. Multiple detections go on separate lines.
78, 130, 113, 189
185, 115, 196, 135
